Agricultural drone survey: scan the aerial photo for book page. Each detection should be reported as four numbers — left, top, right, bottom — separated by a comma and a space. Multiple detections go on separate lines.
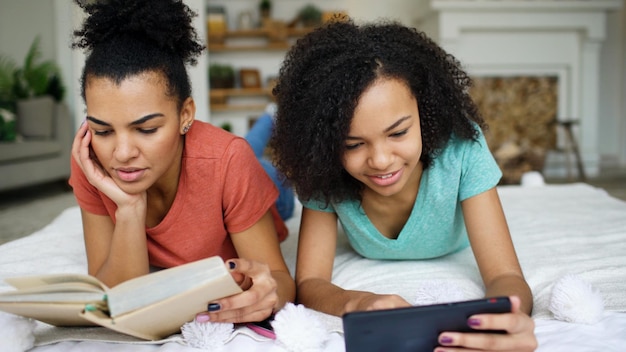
0, 302, 99, 327
0, 290, 104, 303
106, 256, 234, 317
81, 273, 242, 340
1, 282, 104, 295
4, 273, 106, 291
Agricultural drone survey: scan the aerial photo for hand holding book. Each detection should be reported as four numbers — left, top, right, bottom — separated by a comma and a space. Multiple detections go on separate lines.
194, 258, 287, 325
0, 256, 242, 340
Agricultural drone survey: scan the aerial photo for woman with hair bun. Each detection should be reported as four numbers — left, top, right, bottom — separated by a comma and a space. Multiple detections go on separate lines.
69, 0, 294, 324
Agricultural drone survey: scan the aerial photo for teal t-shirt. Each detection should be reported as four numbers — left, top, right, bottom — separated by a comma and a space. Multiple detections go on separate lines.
301, 130, 502, 260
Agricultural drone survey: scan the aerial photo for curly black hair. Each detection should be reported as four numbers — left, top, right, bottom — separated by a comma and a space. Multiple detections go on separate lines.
72, 0, 204, 111
270, 20, 485, 204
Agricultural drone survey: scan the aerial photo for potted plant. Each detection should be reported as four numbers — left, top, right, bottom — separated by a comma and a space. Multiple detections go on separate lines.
298, 4, 322, 28
0, 53, 18, 141
209, 63, 235, 89
220, 122, 232, 132
13, 36, 66, 139
0, 108, 16, 142
259, 0, 271, 21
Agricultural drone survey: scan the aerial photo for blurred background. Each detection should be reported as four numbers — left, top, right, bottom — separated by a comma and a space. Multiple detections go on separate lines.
0, 0, 624, 244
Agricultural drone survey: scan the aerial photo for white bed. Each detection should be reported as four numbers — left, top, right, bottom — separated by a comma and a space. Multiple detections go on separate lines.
1, 183, 625, 351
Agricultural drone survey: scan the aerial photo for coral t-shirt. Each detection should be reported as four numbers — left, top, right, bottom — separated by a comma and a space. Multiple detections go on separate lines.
69, 121, 288, 268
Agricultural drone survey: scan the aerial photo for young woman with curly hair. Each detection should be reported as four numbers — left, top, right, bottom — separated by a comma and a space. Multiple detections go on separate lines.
271, 20, 537, 351
69, 0, 294, 324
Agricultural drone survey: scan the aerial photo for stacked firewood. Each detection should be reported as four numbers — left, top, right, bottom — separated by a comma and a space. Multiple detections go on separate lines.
469, 76, 558, 184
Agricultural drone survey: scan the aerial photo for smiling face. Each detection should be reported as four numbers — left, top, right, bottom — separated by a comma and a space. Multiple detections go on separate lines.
342, 78, 423, 199
84, 71, 194, 195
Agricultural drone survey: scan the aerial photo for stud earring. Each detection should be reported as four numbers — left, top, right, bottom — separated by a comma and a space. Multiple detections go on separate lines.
182, 123, 192, 134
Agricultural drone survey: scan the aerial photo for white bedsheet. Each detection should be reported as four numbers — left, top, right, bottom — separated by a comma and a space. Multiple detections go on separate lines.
1, 183, 625, 351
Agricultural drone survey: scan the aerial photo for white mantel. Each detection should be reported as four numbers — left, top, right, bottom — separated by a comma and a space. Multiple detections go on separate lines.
423, 0, 623, 177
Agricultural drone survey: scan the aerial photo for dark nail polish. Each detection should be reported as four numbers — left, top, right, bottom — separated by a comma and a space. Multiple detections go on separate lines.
228, 261, 236, 269
207, 303, 221, 312
440, 335, 453, 344
468, 318, 481, 327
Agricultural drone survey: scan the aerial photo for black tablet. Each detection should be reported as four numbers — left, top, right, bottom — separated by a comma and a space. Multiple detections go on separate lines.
342, 297, 511, 352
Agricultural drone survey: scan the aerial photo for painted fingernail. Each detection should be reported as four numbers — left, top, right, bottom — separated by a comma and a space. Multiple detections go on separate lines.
207, 303, 221, 312
195, 314, 210, 323
468, 318, 481, 327
439, 335, 453, 344
228, 261, 236, 269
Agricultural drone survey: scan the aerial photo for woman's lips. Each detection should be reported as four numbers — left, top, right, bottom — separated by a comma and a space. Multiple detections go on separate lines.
368, 168, 402, 187
115, 168, 146, 182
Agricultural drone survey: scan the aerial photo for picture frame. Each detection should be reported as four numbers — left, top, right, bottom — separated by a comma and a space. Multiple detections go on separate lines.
239, 68, 261, 89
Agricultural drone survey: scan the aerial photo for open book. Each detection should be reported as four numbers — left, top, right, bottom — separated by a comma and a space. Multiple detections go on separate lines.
0, 256, 242, 340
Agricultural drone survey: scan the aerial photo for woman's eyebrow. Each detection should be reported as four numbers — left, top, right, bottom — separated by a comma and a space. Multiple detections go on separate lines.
383, 115, 411, 133
346, 115, 412, 140
86, 116, 109, 126
85, 113, 164, 127
129, 113, 164, 126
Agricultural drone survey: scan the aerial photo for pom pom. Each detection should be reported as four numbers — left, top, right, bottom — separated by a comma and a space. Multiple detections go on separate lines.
549, 274, 604, 324
181, 320, 234, 350
0, 312, 36, 352
413, 280, 468, 306
272, 303, 329, 352
520, 171, 545, 187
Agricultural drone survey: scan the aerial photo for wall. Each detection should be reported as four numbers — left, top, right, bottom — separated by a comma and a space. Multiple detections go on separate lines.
0, 0, 624, 169
623, 6, 626, 164
599, 7, 625, 165
0, 1, 56, 63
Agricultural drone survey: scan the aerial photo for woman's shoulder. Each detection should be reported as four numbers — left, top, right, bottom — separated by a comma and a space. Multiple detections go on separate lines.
188, 120, 237, 139
184, 121, 249, 158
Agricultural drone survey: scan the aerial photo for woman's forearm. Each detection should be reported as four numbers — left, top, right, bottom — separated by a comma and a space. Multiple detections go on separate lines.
93, 205, 150, 286
297, 278, 349, 316
271, 270, 296, 310
485, 273, 533, 315
297, 277, 382, 317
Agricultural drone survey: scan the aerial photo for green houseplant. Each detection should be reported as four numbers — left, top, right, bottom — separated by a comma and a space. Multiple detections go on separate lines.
0, 51, 18, 140
13, 37, 65, 102
12, 36, 65, 139
220, 122, 232, 132
259, 0, 271, 20
298, 4, 322, 27
209, 63, 235, 89
0, 108, 16, 142
0, 56, 17, 112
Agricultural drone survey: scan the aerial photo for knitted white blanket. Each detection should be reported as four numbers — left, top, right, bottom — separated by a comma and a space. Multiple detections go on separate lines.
0, 183, 625, 351
322, 183, 626, 319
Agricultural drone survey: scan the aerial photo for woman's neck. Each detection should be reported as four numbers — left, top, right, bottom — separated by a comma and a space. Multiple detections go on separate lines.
144, 140, 184, 228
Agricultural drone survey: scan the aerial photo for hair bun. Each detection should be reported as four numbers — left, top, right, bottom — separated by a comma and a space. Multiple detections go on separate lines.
73, 0, 204, 65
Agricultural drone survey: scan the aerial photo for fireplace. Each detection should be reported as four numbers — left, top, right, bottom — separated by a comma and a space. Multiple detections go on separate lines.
469, 76, 558, 184
420, 0, 622, 179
